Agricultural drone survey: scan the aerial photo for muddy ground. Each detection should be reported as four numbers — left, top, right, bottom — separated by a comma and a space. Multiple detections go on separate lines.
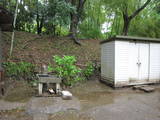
0, 80, 160, 120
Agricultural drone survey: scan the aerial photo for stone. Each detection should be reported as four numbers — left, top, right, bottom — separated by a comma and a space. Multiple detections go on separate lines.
48, 88, 55, 94
61, 91, 72, 100
139, 86, 155, 93
133, 85, 155, 92
133, 86, 142, 90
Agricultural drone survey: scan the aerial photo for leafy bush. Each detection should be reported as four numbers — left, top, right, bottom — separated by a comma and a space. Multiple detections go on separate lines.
3, 62, 35, 81
83, 62, 94, 79
49, 55, 82, 86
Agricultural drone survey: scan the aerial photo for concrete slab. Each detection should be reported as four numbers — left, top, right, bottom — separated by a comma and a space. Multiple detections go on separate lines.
133, 85, 155, 92
139, 86, 155, 92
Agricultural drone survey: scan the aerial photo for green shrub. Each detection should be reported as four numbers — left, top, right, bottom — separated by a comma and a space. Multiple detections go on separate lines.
83, 62, 94, 79
49, 55, 82, 86
3, 62, 35, 81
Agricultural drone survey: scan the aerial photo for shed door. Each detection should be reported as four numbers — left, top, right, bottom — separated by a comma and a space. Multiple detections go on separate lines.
129, 42, 149, 82
129, 42, 139, 81
139, 43, 149, 81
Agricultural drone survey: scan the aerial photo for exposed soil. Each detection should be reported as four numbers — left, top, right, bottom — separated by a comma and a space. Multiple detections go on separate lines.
2, 31, 100, 68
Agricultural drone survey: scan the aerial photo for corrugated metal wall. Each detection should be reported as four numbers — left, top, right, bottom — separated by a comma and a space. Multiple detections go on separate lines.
101, 41, 115, 84
149, 43, 160, 82
114, 41, 129, 84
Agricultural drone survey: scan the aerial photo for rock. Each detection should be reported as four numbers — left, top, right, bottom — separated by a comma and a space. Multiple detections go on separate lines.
133, 85, 148, 90
61, 91, 72, 100
48, 88, 55, 94
139, 86, 155, 93
133, 86, 141, 90
133, 85, 155, 92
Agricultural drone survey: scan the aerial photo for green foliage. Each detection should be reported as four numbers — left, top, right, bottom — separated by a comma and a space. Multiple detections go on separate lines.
79, 21, 104, 39
1, 0, 160, 39
83, 62, 94, 79
1, 0, 75, 35
49, 55, 82, 86
127, 4, 160, 38
3, 62, 35, 81
78, 0, 107, 39
55, 25, 70, 36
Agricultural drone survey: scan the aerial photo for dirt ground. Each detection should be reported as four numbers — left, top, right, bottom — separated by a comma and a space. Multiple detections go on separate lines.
0, 79, 160, 120
3, 32, 100, 67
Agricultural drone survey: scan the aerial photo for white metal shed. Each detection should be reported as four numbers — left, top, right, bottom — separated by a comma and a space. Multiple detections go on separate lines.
100, 36, 160, 87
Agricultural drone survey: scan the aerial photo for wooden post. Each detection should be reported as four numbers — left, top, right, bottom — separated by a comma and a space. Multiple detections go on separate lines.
0, 27, 2, 72
0, 27, 5, 96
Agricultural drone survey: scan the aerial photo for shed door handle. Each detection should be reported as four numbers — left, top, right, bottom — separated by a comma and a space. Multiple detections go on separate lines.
137, 62, 141, 65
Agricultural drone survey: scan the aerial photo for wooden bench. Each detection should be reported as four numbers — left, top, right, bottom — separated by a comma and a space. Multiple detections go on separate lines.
37, 74, 62, 95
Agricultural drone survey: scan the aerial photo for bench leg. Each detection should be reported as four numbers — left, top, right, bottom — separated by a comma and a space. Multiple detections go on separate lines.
39, 83, 43, 95
56, 83, 60, 94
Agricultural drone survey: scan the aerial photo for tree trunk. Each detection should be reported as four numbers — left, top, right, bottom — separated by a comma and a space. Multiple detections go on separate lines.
122, 13, 131, 35
3, 0, 7, 8
122, 20, 130, 36
36, 13, 40, 34
69, 13, 78, 37
69, 0, 79, 37
69, 12, 81, 45
37, 17, 44, 35
69, 0, 87, 45
9, 0, 19, 57
36, 13, 44, 34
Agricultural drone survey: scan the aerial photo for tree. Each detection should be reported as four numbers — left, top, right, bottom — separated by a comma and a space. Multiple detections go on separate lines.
129, 0, 160, 38
1, 0, 159, 39
46, 0, 75, 35
35, 0, 45, 34
78, 0, 106, 39
122, 0, 151, 35
69, 0, 87, 45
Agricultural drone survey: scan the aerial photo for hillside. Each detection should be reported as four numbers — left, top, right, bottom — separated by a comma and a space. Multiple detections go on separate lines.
2, 32, 101, 67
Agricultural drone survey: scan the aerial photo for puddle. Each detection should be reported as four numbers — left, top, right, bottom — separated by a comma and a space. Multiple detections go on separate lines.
70, 80, 128, 110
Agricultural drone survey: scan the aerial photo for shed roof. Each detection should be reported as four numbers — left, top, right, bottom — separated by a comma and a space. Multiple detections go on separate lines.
100, 35, 160, 44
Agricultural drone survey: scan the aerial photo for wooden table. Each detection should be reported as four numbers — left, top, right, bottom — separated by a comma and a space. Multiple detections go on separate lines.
37, 74, 62, 95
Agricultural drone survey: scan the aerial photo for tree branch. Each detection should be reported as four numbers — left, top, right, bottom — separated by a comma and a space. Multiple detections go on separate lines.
77, 0, 87, 13
129, 0, 151, 20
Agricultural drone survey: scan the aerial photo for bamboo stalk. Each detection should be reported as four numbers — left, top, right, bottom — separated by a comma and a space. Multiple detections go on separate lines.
9, 0, 19, 57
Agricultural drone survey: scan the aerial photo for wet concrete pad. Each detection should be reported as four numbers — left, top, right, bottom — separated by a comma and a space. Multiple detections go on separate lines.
0, 100, 25, 111
26, 97, 81, 114
85, 94, 160, 120
33, 114, 48, 120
